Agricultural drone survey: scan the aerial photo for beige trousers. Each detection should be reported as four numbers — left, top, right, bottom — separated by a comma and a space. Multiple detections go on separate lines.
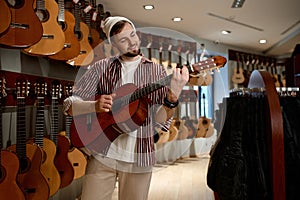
80, 156, 152, 200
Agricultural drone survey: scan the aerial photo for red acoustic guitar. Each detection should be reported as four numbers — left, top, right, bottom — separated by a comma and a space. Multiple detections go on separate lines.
0, 0, 11, 35
7, 78, 50, 200
50, 81, 74, 188
0, 76, 25, 200
0, 0, 43, 48
70, 56, 226, 153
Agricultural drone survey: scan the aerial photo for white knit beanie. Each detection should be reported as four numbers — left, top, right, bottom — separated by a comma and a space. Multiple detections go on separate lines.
102, 16, 136, 43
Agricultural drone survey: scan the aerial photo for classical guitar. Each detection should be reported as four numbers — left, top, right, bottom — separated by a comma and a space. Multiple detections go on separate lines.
23, 0, 65, 56
153, 127, 170, 144
84, 0, 101, 49
27, 80, 61, 197
48, 0, 81, 61
50, 81, 74, 188
7, 78, 50, 200
0, 76, 25, 200
0, 0, 43, 48
70, 56, 226, 153
59, 84, 87, 180
66, 2, 94, 67
196, 93, 214, 138
0, 0, 11, 35
231, 53, 245, 85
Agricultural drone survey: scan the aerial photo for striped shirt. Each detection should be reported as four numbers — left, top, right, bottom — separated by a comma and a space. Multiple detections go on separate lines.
63, 55, 172, 166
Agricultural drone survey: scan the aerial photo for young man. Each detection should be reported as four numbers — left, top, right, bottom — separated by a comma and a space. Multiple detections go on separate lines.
63, 16, 189, 200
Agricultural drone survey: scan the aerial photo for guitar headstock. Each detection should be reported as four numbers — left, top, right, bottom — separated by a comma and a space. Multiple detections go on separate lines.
16, 77, 30, 99
34, 79, 47, 98
51, 80, 62, 99
63, 82, 73, 98
192, 55, 227, 73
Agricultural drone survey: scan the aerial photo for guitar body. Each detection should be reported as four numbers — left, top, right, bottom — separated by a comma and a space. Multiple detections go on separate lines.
175, 120, 189, 140
196, 117, 214, 138
154, 128, 170, 144
188, 72, 204, 86
67, 147, 87, 180
0, 150, 25, 200
67, 22, 94, 67
7, 144, 50, 200
0, 0, 43, 48
0, 0, 11, 35
168, 123, 178, 142
89, 27, 101, 49
48, 11, 81, 61
27, 138, 61, 196
59, 131, 87, 180
232, 66, 245, 84
23, 0, 65, 55
71, 83, 150, 152
54, 135, 74, 188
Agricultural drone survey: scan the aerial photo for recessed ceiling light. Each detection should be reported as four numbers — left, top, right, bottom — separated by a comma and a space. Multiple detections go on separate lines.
231, 0, 245, 8
143, 5, 154, 10
259, 39, 267, 44
221, 30, 231, 34
172, 17, 183, 22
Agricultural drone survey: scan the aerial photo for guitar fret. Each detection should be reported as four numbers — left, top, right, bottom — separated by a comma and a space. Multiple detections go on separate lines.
35, 96, 45, 147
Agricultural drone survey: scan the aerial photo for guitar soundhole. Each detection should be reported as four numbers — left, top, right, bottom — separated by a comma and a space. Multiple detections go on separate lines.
6, 0, 24, 8
0, 166, 7, 183
202, 119, 208, 125
19, 157, 30, 173
35, 9, 49, 23
58, 21, 67, 32
75, 31, 82, 41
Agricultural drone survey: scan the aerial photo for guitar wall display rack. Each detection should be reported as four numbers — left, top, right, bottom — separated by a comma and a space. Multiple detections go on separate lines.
229, 49, 286, 88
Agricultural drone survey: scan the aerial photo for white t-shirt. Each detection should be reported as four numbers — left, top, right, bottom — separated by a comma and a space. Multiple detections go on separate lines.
98, 56, 142, 163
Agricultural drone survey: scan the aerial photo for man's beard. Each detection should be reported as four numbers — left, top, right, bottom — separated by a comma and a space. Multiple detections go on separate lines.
123, 49, 141, 57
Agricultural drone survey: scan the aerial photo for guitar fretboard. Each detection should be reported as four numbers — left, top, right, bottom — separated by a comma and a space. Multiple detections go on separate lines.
16, 97, 27, 160
35, 97, 45, 148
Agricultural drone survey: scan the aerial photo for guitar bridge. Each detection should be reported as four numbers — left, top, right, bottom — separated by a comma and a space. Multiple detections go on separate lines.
42, 34, 54, 39
10, 23, 29, 30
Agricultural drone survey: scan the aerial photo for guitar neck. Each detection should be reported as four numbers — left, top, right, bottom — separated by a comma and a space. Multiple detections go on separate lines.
57, 0, 65, 22
35, 97, 45, 148
50, 97, 59, 145
16, 97, 27, 160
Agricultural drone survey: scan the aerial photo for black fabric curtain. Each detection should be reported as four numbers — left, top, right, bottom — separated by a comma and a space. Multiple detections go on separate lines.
208, 96, 300, 200
207, 96, 271, 200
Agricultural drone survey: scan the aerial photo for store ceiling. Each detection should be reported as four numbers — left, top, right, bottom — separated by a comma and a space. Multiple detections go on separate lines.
97, 0, 300, 58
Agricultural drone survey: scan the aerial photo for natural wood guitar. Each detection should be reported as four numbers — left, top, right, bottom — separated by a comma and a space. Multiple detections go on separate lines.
66, 2, 94, 67
60, 115, 87, 180
70, 56, 226, 153
0, 0, 11, 35
0, 0, 43, 48
231, 53, 245, 85
196, 94, 214, 138
23, 0, 65, 56
0, 76, 25, 200
7, 78, 50, 200
48, 0, 81, 61
27, 80, 61, 197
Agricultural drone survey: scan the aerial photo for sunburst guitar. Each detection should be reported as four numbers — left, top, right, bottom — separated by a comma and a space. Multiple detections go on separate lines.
0, 0, 43, 48
23, 0, 65, 56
